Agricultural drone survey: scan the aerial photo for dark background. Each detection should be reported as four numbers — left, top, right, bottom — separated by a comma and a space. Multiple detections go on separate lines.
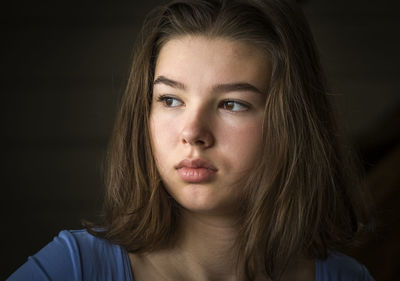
2, 0, 399, 280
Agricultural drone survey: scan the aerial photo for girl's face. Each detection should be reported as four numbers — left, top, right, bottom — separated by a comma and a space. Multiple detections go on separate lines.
150, 36, 270, 217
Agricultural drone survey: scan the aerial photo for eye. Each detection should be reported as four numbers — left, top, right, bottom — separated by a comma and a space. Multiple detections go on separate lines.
220, 100, 249, 112
157, 95, 183, 107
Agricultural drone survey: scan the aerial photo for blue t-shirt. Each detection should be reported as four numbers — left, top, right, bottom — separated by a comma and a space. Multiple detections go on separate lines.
7, 229, 374, 281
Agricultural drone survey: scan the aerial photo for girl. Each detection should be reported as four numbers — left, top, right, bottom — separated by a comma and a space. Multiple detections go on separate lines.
8, 0, 374, 280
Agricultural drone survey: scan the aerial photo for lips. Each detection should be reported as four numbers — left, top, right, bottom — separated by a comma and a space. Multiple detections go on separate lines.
175, 159, 217, 183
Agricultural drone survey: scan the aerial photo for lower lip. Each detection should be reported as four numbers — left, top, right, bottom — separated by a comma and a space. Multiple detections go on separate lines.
177, 167, 217, 183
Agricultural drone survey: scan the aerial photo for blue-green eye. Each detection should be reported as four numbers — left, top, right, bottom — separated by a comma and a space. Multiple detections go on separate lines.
220, 100, 249, 112
157, 95, 183, 107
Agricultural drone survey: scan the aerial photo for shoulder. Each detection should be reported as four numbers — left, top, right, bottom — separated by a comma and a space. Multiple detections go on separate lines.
316, 252, 375, 281
7, 229, 133, 281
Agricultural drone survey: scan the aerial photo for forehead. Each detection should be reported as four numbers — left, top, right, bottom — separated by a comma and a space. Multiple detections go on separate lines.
154, 36, 271, 93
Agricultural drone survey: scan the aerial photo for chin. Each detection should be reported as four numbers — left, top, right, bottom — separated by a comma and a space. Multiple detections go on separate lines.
178, 194, 219, 211
164, 181, 240, 216
177, 195, 238, 217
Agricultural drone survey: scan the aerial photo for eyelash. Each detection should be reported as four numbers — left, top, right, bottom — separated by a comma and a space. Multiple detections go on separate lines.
156, 95, 183, 107
156, 95, 250, 112
220, 100, 250, 112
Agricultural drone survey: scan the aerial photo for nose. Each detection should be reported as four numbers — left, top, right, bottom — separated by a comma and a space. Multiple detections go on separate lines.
180, 108, 214, 149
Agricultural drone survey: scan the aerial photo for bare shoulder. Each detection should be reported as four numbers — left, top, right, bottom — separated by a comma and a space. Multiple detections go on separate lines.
128, 252, 175, 281
128, 253, 151, 281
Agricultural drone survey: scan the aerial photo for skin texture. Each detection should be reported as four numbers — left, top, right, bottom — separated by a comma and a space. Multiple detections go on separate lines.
150, 35, 269, 218
130, 36, 315, 281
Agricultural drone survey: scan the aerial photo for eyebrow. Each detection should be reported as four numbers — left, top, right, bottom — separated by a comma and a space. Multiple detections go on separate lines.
153, 75, 264, 95
153, 76, 186, 90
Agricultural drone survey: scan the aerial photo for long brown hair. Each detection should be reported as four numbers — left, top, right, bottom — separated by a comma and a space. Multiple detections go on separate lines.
85, 0, 373, 279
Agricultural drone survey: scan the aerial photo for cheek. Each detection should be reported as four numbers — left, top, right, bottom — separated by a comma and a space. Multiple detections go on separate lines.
150, 114, 179, 161
219, 121, 263, 166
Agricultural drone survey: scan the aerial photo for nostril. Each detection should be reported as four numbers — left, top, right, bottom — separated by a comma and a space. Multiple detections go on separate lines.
181, 129, 214, 148
182, 137, 204, 145
194, 139, 206, 145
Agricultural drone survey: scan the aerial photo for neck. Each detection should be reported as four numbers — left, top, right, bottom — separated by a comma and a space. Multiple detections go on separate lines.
129, 209, 315, 281
143, 209, 241, 281
177, 209, 240, 275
